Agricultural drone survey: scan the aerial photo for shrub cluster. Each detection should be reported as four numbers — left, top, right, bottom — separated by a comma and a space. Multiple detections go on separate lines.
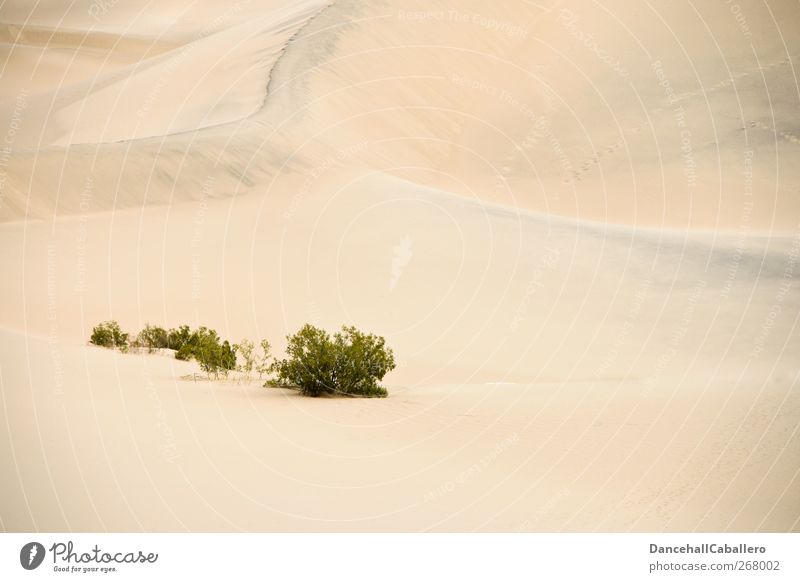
268, 324, 394, 398
89, 321, 129, 349
173, 327, 237, 378
89, 321, 394, 397
89, 321, 265, 380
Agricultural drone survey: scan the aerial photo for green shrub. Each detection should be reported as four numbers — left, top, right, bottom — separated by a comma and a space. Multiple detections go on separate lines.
269, 324, 394, 397
219, 340, 237, 375
171, 326, 237, 378
135, 324, 169, 352
90, 321, 129, 349
91, 321, 388, 393
175, 343, 194, 361
167, 325, 191, 351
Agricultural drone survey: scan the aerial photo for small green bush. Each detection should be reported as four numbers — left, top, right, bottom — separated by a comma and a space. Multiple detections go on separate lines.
269, 324, 394, 397
170, 326, 236, 378
90, 321, 129, 349
135, 324, 169, 352
88, 320, 395, 395
167, 325, 192, 351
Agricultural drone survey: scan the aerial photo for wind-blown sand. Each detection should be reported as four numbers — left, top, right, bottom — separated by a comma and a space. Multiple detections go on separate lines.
0, 0, 798, 531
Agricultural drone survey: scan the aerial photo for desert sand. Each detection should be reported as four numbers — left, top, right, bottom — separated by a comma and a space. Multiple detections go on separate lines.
0, 0, 798, 531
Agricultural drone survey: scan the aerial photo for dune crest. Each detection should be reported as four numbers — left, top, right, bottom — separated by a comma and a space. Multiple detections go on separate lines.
2, 0, 799, 228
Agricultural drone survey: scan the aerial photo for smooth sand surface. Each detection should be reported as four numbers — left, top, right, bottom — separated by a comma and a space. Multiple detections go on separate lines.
2, 327, 797, 532
1, 0, 798, 531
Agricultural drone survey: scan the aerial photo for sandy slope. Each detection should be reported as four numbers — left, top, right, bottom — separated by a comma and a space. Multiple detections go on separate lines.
2, 0, 799, 226
0, 0, 799, 531
1, 171, 798, 387
0, 0, 330, 147
1, 327, 797, 532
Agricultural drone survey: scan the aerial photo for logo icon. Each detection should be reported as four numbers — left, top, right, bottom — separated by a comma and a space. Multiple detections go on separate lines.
20, 542, 46, 570
389, 235, 413, 291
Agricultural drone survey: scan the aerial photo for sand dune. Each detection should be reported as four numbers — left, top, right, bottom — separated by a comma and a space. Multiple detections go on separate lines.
0, 1, 329, 147
1, 327, 797, 531
2, 0, 799, 226
1, 171, 798, 386
0, 0, 798, 531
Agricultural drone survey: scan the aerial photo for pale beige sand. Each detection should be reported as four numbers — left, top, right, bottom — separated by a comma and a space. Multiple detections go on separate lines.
0, 1, 330, 147
2, 0, 799, 226
1, 327, 797, 532
0, 0, 799, 531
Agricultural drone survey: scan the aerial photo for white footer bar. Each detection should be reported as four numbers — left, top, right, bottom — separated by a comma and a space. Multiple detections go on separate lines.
1, 533, 797, 581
